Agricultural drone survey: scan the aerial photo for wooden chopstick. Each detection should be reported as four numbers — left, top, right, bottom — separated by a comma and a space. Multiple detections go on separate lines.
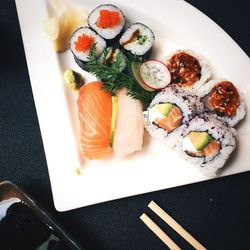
140, 213, 182, 250
148, 201, 207, 250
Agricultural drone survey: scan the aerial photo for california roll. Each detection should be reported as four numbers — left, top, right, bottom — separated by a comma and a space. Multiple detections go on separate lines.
144, 86, 204, 148
177, 113, 236, 177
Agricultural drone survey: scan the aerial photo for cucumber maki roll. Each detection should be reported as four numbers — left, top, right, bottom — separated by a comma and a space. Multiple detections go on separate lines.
144, 86, 204, 148
119, 23, 155, 58
197, 79, 246, 127
70, 27, 106, 70
88, 4, 125, 45
177, 113, 236, 177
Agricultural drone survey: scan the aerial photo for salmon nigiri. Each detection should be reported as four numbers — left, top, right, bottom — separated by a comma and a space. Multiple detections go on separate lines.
77, 81, 112, 159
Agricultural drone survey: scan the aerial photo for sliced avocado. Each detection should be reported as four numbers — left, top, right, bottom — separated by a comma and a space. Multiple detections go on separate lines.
188, 131, 212, 151
131, 62, 154, 92
154, 103, 173, 117
110, 95, 118, 147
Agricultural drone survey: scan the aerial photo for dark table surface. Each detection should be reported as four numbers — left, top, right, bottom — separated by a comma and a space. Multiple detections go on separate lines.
0, 0, 250, 249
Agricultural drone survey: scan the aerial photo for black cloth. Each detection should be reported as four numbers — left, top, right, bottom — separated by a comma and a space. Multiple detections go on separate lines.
0, 0, 249, 249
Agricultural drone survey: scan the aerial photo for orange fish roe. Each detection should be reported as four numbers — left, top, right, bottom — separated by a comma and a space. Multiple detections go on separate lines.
97, 9, 121, 28
74, 34, 95, 52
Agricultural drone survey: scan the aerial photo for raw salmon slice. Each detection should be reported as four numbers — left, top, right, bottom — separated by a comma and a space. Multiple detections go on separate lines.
187, 139, 221, 158
77, 81, 112, 159
196, 139, 221, 157
155, 106, 183, 132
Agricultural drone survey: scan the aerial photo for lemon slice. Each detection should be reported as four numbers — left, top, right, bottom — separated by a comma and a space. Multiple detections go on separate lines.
110, 96, 118, 147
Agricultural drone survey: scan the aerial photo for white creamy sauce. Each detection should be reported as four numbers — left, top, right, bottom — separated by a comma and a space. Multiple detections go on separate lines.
141, 62, 168, 87
183, 136, 198, 152
0, 197, 21, 220
148, 106, 164, 123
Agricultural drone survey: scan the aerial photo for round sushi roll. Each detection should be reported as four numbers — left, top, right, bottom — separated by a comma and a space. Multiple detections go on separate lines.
197, 79, 246, 127
98, 47, 127, 72
88, 4, 125, 44
119, 23, 155, 58
164, 50, 211, 94
177, 113, 236, 177
70, 27, 106, 70
144, 86, 204, 148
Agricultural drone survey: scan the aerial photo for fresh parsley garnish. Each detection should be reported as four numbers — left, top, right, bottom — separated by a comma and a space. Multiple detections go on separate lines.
85, 46, 157, 109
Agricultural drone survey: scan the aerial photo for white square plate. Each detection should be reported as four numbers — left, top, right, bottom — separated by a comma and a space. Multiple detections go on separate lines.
15, 0, 250, 211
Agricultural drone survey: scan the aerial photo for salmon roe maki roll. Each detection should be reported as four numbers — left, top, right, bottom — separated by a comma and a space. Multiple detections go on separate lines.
88, 4, 125, 44
70, 27, 106, 70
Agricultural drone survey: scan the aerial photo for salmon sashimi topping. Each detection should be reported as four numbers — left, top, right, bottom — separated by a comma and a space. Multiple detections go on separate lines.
77, 81, 112, 159
155, 106, 183, 132
187, 139, 221, 157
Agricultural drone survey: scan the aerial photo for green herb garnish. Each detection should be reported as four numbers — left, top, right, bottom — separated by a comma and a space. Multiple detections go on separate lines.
85, 46, 157, 109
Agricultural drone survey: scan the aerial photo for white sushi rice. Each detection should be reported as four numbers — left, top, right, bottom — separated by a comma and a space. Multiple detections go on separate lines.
119, 23, 155, 56
164, 49, 211, 94
176, 113, 237, 177
88, 4, 125, 40
144, 86, 204, 148
70, 27, 106, 62
197, 79, 246, 127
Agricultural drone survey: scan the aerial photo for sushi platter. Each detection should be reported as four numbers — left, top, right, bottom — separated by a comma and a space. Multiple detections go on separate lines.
15, 0, 250, 211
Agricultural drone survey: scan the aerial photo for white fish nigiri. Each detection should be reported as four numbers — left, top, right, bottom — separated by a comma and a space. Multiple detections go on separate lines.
113, 88, 144, 157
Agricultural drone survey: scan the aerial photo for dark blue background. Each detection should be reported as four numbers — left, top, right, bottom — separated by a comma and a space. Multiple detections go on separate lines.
0, 0, 249, 249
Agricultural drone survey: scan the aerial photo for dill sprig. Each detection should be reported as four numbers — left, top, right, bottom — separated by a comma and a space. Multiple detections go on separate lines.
85, 46, 157, 109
